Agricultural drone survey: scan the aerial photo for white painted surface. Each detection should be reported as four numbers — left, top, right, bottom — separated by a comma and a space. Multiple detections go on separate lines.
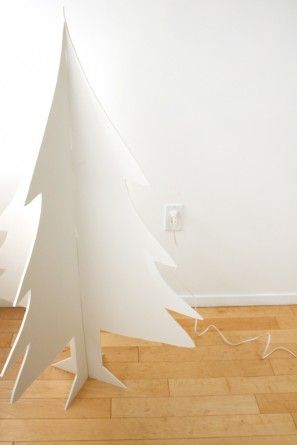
0, 173, 40, 306
1, 0, 297, 302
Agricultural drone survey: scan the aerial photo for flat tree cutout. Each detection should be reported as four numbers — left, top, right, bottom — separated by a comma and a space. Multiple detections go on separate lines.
0, 174, 40, 307
0, 22, 202, 408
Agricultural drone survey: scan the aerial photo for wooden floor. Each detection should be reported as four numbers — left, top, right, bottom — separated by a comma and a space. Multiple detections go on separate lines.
1, 305, 297, 444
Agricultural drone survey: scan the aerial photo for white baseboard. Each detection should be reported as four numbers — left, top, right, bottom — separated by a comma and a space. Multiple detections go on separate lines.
182, 293, 297, 307
2, 294, 297, 309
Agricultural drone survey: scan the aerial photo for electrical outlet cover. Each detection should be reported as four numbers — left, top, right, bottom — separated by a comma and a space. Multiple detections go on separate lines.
164, 204, 183, 231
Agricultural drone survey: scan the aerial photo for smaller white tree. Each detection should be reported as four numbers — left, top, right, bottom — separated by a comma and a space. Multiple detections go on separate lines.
0, 174, 40, 307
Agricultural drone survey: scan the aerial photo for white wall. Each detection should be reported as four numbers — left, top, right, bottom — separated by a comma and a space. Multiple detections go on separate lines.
1, 0, 297, 303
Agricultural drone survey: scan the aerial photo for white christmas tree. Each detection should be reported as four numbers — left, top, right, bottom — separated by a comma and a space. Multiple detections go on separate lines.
1, 21, 202, 408
0, 174, 40, 307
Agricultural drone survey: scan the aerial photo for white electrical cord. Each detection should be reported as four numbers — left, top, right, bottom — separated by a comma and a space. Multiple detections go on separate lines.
175, 257, 297, 360
194, 317, 297, 359
172, 230, 177, 246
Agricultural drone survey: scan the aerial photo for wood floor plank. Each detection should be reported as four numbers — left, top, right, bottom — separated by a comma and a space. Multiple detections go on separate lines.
276, 316, 297, 329
0, 414, 295, 441
0, 348, 14, 360
2, 305, 297, 443
10, 333, 17, 347
139, 342, 284, 361
12, 438, 297, 445
230, 329, 297, 345
0, 379, 169, 399
0, 333, 13, 348
0, 308, 25, 320
78, 378, 169, 399
101, 331, 161, 347
181, 317, 280, 331
199, 306, 295, 319
102, 346, 138, 363
111, 394, 259, 417
292, 413, 297, 429
256, 393, 297, 413
291, 307, 297, 317
168, 378, 229, 396
0, 398, 111, 418
105, 358, 274, 379
270, 359, 297, 375
228, 375, 297, 394
0, 380, 71, 399
192, 329, 297, 346
0, 319, 22, 332
1, 363, 74, 380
